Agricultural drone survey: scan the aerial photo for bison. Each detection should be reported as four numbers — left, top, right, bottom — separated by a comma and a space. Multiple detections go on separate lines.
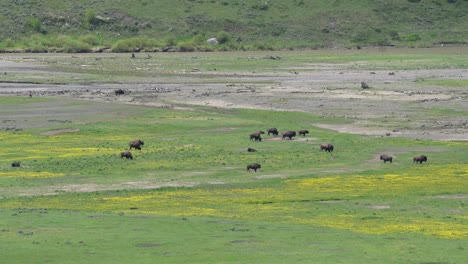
282, 131, 296, 140
11, 162, 20, 167
114, 89, 125, 95
267, 128, 279, 136
299, 130, 309, 136
247, 147, 257, 152
413, 155, 427, 164
129, 139, 144, 150
120, 151, 133, 160
380, 155, 393, 163
249, 131, 264, 142
247, 163, 261, 172
320, 143, 334, 152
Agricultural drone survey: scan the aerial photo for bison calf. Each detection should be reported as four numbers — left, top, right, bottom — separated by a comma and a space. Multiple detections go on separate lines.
380, 155, 393, 163
247, 147, 257, 152
247, 163, 261, 172
413, 155, 427, 164
299, 130, 309, 136
120, 151, 133, 160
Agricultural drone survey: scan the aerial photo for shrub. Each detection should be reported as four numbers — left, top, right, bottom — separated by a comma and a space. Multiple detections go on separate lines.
406, 34, 421, 41
56, 36, 91, 53
178, 41, 196, 52
253, 3, 270, 10
26, 17, 44, 34
79, 34, 99, 46
216, 31, 231, 44
84, 9, 97, 26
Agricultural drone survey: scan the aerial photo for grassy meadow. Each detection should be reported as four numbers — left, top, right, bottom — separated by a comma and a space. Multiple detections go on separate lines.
0, 95, 467, 263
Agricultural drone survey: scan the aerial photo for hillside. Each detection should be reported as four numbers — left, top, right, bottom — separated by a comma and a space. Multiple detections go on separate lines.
0, 0, 467, 52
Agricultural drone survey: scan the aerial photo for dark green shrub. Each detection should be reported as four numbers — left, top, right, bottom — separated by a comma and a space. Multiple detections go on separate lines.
216, 31, 231, 44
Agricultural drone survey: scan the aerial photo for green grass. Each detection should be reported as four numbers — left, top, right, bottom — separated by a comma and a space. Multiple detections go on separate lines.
0, 0, 467, 51
0, 96, 467, 263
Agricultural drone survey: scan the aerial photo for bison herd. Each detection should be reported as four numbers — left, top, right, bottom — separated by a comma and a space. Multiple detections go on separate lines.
45, 132, 430, 174
7, 131, 428, 173
245, 128, 429, 172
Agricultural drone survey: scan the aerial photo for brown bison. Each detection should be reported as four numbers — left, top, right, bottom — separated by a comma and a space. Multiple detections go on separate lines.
299, 130, 309, 136
249, 131, 264, 142
247, 147, 257, 152
120, 151, 133, 160
11, 162, 20, 167
247, 163, 261, 172
267, 128, 279, 136
320, 143, 334, 152
129, 139, 144, 150
282, 131, 296, 140
413, 155, 427, 164
380, 155, 393, 163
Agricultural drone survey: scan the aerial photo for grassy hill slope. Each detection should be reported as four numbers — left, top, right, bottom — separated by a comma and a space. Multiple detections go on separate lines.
0, 0, 467, 52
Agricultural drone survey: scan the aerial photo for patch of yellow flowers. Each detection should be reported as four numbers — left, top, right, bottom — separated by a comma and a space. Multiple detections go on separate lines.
3, 164, 466, 239
0, 171, 64, 178
1, 131, 466, 239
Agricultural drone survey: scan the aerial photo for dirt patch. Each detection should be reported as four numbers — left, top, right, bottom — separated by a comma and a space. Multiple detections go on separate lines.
10, 181, 197, 197
431, 194, 468, 199
317, 200, 344, 204
40, 128, 80, 136
315, 124, 393, 136
254, 174, 289, 179
369, 205, 391, 209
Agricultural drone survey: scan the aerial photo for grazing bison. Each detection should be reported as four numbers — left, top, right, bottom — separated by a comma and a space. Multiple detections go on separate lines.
282, 131, 296, 140
249, 131, 264, 142
413, 155, 427, 164
247, 147, 257, 152
247, 163, 261, 172
320, 143, 334, 152
299, 130, 309, 136
120, 151, 133, 160
267, 128, 279, 136
129, 139, 144, 150
380, 155, 393, 163
11, 162, 20, 167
